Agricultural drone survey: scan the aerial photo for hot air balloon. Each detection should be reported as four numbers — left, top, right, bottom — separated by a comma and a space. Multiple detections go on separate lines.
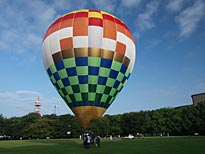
42, 9, 136, 129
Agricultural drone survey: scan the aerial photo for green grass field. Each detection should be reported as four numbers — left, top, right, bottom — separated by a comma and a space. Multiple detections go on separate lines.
0, 136, 205, 154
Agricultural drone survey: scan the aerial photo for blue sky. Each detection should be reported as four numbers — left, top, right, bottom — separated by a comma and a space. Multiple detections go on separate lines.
0, 0, 205, 118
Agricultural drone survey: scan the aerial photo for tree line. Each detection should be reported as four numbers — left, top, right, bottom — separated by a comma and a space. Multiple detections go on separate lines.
0, 101, 205, 139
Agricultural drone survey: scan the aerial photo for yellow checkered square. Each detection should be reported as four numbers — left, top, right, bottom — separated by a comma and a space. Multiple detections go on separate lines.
89, 12, 103, 19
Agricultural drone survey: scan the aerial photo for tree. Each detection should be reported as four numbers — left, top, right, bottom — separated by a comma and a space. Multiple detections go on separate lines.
1, 101, 205, 138
0, 114, 5, 135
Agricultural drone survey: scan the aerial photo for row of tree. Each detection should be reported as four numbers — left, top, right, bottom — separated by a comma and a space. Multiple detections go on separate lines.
0, 101, 205, 139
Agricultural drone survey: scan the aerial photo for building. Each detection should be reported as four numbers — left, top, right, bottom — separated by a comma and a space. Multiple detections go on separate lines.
175, 93, 205, 109
35, 96, 41, 115
191, 93, 205, 106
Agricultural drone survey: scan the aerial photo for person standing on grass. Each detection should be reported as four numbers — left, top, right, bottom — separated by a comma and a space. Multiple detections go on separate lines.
87, 134, 91, 148
91, 132, 96, 146
83, 134, 86, 148
96, 136, 101, 147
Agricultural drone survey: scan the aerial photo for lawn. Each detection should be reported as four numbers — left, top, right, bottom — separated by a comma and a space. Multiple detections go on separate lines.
0, 136, 205, 154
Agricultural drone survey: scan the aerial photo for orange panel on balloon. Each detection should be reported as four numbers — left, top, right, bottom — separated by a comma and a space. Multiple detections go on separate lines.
73, 17, 88, 36
116, 41, 126, 55
116, 24, 127, 36
60, 19, 73, 29
49, 22, 60, 34
60, 37, 73, 51
103, 20, 116, 40
49, 17, 62, 34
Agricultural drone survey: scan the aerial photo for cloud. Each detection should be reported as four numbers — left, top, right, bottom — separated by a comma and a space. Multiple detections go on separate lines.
0, 0, 56, 55
175, 0, 205, 38
137, 1, 159, 32
16, 90, 40, 96
0, 90, 70, 118
121, 0, 142, 8
166, 0, 184, 12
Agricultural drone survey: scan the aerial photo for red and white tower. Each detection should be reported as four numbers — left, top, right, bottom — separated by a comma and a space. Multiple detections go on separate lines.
35, 96, 41, 115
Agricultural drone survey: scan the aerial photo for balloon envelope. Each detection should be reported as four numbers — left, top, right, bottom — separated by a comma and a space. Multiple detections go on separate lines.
42, 9, 136, 128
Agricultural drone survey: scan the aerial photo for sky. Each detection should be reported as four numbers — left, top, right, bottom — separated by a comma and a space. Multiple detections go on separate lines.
0, 0, 205, 118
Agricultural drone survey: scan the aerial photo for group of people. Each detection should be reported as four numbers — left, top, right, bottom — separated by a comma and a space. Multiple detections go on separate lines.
82, 132, 101, 149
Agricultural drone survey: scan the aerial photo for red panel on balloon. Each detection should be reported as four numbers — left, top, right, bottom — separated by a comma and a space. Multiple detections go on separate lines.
75, 12, 88, 18
63, 13, 75, 20
89, 18, 103, 27
102, 14, 114, 21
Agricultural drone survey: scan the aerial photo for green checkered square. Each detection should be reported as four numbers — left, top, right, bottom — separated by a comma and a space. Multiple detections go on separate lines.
65, 86, 73, 94
117, 83, 123, 91
116, 72, 124, 82
64, 58, 76, 68
101, 94, 109, 103
96, 85, 106, 94
88, 75, 98, 84
58, 90, 64, 97
57, 80, 64, 88
88, 92, 96, 101
68, 76, 79, 85
50, 75, 56, 84
65, 95, 71, 103
110, 88, 117, 97
111, 61, 121, 71
74, 93, 82, 101
79, 84, 88, 93
125, 69, 130, 78
76, 66, 88, 75
109, 97, 115, 104
124, 79, 128, 85
99, 67, 110, 77
58, 69, 67, 79
50, 64, 57, 74
88, 57, 101, 66
106, 78, 115, 87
